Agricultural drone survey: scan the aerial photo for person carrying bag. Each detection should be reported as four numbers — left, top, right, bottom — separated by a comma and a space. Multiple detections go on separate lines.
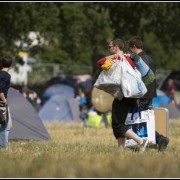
94, 53, 147, 99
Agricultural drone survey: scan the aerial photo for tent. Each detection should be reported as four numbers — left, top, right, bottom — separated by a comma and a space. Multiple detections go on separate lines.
152, 89, 180, 119
41, 84, 74, 105
159, 103, 180, 119
38, 94, 80, 122
7, 88, 51, 140
33, 74, 79, 98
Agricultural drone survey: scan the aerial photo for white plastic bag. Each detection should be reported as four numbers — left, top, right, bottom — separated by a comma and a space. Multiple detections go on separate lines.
94, 58, 124, 100
120, 55, 147, 98
94, 54, 147, 99
125, 109, 156, 148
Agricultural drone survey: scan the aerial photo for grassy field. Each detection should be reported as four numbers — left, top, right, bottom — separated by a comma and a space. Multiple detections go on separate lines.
0, 120, 180, 178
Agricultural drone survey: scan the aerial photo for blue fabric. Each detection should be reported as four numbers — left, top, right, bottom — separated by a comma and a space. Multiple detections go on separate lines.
0, 71, 11, 98
152, 96, 171, 107
79, 97, 87, 105
131, 107, 141, 120
134, 57, 149, 77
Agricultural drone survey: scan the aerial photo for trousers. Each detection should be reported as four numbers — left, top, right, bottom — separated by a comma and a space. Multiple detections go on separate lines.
112, 98, 137, 139
0, 107, 12, 148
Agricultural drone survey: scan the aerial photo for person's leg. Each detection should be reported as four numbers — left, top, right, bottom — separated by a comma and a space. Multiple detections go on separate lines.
102, 112, 109, 128
0, 107, 12, 148
112, 98, 148, 151
0, 124, 8, 148
118, 137, 126, 149
125, 129, 149, 152
155, 131, 169, 151
111, 98, 130, 148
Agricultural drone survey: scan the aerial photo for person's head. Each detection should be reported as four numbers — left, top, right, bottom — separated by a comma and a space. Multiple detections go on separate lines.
128, 36, 143, 54
0, 56, 12, 70
108, 38, 124, 54
168, 79, 174, 85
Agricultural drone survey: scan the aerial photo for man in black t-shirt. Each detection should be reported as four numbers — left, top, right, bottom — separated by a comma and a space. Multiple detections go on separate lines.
128, 36, 169, 151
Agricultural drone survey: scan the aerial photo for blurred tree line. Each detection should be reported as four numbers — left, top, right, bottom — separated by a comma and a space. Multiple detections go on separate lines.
0, 2, 180, 76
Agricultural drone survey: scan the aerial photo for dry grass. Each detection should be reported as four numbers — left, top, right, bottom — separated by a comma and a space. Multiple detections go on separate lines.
0, 120, 180, 178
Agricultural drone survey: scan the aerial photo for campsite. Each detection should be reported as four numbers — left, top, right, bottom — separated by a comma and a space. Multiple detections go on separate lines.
1, 2, 180, 178
1, 83, 180, 178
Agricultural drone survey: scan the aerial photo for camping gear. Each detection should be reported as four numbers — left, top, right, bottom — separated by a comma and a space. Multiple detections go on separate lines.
94, 55, 147, 100
41, 84, 75, 105
87, 110, 102, 128
120, 56, 147, 98
7, 88, 51, 140
94, 56, 124, 100
91, 87, 114, 113
125, 109, 156, 148
130, 53, 155, 86
153, 107, 169, 138
101, 58, 112, 70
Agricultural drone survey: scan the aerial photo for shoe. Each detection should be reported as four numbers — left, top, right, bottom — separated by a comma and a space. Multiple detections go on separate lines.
158, 136, 169, 151
138, 138, 149, 153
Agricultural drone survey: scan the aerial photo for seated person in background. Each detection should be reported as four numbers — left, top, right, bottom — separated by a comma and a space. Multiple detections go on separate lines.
165, 79, 177, 106
22, 85, 40, 107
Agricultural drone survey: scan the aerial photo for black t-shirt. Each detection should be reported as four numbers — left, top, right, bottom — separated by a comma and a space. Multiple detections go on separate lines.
0, 71, 11, 98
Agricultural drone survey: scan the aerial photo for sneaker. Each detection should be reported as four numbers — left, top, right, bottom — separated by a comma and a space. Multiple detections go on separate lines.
158, 136, 169, 151
138, 139, 149, 153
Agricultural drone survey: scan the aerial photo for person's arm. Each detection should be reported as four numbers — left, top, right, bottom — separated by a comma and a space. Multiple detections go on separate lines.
0, 92, 7, 103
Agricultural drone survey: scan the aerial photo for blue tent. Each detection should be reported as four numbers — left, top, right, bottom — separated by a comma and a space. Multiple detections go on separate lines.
38, 94, 80, 122
152, 89, 180, 119
41, 84, 75, 105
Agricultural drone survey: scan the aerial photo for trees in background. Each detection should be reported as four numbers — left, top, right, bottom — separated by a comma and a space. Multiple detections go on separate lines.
0, 2, 179, 73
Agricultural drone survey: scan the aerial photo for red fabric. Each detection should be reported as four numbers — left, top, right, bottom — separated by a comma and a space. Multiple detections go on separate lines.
124, 55, 135, 69
97, 57, 106, 66
96, 54, 135, 69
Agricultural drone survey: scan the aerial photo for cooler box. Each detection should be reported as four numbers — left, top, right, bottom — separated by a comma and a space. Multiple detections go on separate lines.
153, 107, 169, 138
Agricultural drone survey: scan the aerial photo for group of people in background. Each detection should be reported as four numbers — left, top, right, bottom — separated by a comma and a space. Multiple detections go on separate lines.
0, 36, 175, 153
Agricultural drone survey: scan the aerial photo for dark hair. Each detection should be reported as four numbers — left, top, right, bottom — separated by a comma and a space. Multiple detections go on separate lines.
111, 38, 124, 51
128, 36, 143, 49
0, 56, 12, 70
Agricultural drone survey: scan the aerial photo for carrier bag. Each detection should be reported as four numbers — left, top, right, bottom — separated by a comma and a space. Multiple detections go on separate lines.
125, 108, 156, 148
94, 55, 147, 100
87, 111, 102, 128
94, 56, 124, 100
120, 55, 147, 98
0, 101, 9, 125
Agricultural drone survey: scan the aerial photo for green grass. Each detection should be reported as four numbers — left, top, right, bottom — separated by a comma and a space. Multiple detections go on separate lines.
0, 120, 180, 178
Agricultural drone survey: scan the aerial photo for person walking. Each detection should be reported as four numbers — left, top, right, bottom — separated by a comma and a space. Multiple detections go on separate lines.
128, 36, 169, 151
0, 56, 13, 148
98, 38, 149, 152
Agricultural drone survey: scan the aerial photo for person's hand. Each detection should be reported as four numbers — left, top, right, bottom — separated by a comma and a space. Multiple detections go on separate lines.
130, 53, 140, 61
124, 53, 131, 57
